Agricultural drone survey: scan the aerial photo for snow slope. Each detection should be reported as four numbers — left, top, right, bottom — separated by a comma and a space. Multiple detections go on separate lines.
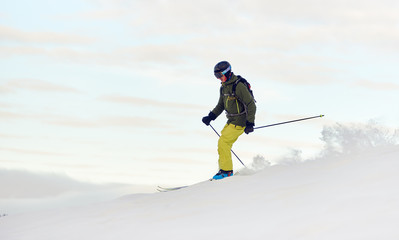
1, 123, 399, 240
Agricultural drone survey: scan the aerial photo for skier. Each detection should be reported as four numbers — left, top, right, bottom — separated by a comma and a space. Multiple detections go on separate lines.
202, 61, 256, 180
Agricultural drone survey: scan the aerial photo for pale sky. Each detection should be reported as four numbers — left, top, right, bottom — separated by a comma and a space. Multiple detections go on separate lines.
1, 0, 399, 187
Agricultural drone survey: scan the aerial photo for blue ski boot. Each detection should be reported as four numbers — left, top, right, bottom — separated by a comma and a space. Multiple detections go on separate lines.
212, 169, 233, 180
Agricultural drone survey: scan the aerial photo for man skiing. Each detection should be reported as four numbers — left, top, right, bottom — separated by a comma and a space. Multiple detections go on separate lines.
202, 61, 256, 180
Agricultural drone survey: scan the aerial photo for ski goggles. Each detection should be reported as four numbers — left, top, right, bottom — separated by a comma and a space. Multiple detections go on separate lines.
214, 66, 231, 78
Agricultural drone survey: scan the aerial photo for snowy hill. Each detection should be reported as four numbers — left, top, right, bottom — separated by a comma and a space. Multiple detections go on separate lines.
1, 123, 399, 240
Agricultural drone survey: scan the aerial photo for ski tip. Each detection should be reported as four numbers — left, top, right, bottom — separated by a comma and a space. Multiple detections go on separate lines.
320, 114, 325, 118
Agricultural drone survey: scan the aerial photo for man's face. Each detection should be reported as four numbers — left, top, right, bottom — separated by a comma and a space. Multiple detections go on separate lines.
218, 74, 227, 83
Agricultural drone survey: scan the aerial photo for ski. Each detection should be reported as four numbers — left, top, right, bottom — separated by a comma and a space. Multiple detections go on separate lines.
157, 185, 189, 192
157, 174, 240, 192
157, 178, 215, 192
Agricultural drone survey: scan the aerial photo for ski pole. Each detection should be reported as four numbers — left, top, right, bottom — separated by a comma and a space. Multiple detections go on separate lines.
209, 123, 247, 168
254, 115, 324, 130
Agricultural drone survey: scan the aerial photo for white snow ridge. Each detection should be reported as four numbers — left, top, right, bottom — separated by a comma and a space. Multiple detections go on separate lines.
1, 122, 399, 240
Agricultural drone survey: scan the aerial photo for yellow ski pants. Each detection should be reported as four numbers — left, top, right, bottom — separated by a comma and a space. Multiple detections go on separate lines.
218, 124, 245, 171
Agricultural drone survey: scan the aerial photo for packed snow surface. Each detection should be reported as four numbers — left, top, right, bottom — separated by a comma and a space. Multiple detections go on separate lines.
1, 123, 399, 239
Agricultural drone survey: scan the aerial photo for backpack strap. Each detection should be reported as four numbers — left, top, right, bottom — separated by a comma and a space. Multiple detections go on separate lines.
232, 75, 242, 95
226, 76, 248, 117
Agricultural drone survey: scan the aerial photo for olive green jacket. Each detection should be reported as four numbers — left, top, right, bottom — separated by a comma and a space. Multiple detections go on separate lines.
211, 74, 256, 127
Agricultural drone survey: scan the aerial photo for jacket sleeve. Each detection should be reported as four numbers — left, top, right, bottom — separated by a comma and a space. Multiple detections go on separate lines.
211, 88, 225, 117
235, 83, 256, 124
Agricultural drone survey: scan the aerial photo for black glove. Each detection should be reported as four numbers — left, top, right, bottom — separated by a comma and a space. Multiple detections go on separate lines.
202, 112, 217, 126
244, 121, 254, 134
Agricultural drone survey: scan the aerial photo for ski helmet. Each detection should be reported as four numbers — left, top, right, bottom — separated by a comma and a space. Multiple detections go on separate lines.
214, 61, 231, 78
